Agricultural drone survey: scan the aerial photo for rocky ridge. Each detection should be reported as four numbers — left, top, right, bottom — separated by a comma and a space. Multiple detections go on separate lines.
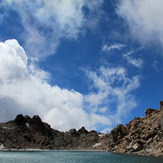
0, 107, 163, 157
0, 114, 100, 150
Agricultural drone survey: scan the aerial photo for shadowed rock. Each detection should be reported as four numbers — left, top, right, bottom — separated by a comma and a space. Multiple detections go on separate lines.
78, 127, 88, 134
14, 114, 26, 125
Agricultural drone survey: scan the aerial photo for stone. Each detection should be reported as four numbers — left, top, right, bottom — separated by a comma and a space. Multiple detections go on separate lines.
160, 101, 163, 109
133, 143, 142, 151
111, 124, 128, 142
126, 143, 133, 151
145, 108, 156, 116
153, 135, 159, 141
146, 138, 153, 144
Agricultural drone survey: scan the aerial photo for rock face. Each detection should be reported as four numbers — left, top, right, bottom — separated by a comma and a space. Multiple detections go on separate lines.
0, 107, 163, 157
101, 108, 163, 157
0, 114, 101, 150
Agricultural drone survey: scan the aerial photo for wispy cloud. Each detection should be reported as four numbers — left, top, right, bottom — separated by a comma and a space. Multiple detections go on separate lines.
102, 42, 144, 68
0, 0, 103, 59
123, 51, 144, 68
84, 64, 140, 132
102, 43, 126, 52
117, 0, 163, 47
152, 60, 159, 72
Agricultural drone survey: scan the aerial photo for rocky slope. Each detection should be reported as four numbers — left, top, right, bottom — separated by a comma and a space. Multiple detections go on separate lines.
0, 108, 163, 157
95, 108, 163, 157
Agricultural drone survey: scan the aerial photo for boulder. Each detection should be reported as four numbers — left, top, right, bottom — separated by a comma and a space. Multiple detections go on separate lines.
133, 143, 142, 151
111, 124, 128, 142
145, 108, 156, 116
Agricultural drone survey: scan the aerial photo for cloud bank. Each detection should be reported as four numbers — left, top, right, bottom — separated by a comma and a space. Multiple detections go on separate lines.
0, 39, 140, 132
117, 0, 163, 46
0, 0, 103, 59
0, 39, 111, 131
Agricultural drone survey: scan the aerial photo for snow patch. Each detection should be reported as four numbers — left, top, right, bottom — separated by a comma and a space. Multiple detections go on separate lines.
26, 123, 30, 129
92, 143, 101, 148
98, 134, 105, 137
146, 149, 152, 152
0, 143, 5, 150
2, 126, 10, 129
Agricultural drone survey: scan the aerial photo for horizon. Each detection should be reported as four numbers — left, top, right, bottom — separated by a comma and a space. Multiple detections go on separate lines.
0, 0, 163, 133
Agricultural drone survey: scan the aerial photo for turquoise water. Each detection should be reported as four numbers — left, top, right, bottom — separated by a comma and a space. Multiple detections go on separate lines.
0, 151, 163, 163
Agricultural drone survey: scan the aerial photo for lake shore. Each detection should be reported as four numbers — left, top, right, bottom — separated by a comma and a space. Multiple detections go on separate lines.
0, 108, 163, 157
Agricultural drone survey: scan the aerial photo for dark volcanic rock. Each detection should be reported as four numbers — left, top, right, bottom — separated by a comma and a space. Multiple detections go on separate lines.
69, 129, 79, 136
0, 115, 100, 150
78, 127, 88, 134
14, 114, 26, 125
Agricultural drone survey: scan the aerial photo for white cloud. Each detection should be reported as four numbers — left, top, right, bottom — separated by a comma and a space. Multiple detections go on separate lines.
102, 43, 126, 52
152, 60, 159, 72
102, 42, 144, 68
0, 39, 140, 132
84, 65, 140, 127
0, 0, 103, 59
99, 107, 107, 113
123, 51, 144, 68
117, 0, 163, 47
0, 39, 112, 131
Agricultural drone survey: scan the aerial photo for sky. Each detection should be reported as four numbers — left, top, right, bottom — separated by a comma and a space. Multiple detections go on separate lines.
0, 0, 163, 133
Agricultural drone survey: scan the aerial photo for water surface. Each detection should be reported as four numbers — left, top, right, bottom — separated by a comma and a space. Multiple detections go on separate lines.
0, 151, 163, 163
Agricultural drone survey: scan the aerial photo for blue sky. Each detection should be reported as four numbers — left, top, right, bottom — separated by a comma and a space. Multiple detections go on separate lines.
0, 0, 162, 132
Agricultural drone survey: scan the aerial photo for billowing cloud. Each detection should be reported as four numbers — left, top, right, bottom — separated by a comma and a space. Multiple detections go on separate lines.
0, 39, 140, 132
0, 39, 111, 131
0, 0, 103, 59
84, 65, 140, 132
117, 0, 163, 46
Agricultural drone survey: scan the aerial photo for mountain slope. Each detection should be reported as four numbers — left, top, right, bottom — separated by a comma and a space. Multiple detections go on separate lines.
0, 107, 163, 156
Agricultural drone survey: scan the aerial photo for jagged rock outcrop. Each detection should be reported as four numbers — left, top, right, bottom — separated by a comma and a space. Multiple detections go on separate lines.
0, 107, 163, 157
0, 114, 101, 150
111, 124, 128, 142
103, 108, 163, 157
145, 108, 156, 116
